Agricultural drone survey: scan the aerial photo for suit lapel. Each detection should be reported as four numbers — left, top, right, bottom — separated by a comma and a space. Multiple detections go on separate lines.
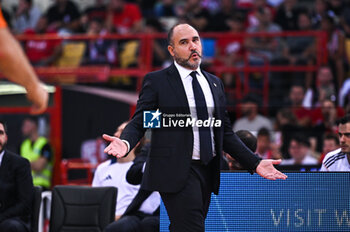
166, 64, 191, 113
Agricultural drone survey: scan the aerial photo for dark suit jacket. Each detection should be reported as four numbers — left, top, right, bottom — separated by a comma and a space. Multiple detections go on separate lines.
120, 63, 261, 194
0, 150, 34, 224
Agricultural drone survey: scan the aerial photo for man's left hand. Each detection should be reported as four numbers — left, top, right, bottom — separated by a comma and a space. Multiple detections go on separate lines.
256, 159, 287, 180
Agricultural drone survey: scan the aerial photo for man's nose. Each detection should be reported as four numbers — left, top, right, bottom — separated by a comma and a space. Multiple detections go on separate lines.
189, 41, 197, 50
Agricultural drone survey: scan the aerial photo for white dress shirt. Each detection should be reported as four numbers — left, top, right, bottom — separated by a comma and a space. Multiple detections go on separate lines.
0, 150, 4, 167
174, 62, 216, 160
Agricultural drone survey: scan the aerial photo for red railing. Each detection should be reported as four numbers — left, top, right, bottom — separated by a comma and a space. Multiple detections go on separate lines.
11, 30, 328, 92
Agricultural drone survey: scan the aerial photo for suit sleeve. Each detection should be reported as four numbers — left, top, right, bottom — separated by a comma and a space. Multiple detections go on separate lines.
219, 81, 261, 173
126, 145, 149, 185
0, 158, 33, 222
120, 74, 158, 150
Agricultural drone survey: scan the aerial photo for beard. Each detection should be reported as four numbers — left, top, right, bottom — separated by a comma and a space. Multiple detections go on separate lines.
174, 50, 202, 70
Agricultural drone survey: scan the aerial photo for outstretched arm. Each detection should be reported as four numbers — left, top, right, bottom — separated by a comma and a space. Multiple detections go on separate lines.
0, 27, 48, 114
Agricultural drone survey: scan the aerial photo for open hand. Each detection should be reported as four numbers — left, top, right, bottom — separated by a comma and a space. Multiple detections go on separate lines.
103, 134, 128, 158
256, 159, 287, 180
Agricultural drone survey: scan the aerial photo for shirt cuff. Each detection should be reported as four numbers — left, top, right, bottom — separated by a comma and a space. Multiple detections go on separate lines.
142, 163, 146, 173
121, 140, 130, 153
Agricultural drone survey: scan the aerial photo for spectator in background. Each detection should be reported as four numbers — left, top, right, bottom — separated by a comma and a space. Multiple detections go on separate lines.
80, 0, 107, 32
327, 0, 344, 19
274, 0, 300, 31
177, 0, 211, 32
310, 0, 328, 29
312, 99, 344, 152
138, 0, 157, 18
319, 133, 340, 163
143, 18, 169, 67
93, 121, 140, 221
20, 117, 53, 190
45, 0, 80, 32
105, 0, 142, 34
320, 115, 350, 171
233, 94, 273, 135
154, 0, 178, 17
321, 15, 346, 89
83, 18, 117, 66
303, 66, 336, 108
283, 11, 316, 89
256, 127, 274, 159
82, 0, 107, 23
0, 120, 34, 232
214, 14, 245, 68
224, 130, 257, 171
13, 0, 41, 34
246, 0, 275, 28
274, 108, 301, 158
245, 6, 283, 64
210, 0, 238, 32
23, 16, 62, 66
281, 134, 318, 165
287, 85, 312, 127
213, 14, 246, 88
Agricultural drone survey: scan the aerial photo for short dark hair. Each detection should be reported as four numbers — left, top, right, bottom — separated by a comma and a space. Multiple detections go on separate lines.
241, 94, 260, 105
257, 127, 270, 138
0, 120, 8, 134
323, 133, 339, 145
290, 134, 310, 147
167, 23, 179, 46
24, 116, 38, 126
167, 23, 197, 46
290, 84, 305, 93
337, 115, 350, 126
236, 130, 257, 152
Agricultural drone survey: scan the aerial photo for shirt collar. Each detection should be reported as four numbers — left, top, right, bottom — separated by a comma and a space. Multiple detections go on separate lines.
174, 61, 202, 80
0, 150, 4, 166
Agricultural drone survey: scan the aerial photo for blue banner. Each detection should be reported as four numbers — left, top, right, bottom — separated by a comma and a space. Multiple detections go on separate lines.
160, 172, 350, 231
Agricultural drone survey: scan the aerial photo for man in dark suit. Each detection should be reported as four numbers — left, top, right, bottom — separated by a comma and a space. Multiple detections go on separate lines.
0, 120, 34, 232
103, 23, 287, 231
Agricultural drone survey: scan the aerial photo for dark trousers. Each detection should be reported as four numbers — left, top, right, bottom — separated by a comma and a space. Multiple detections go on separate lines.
160, 161, 213, 232
104, 213, 159, 232
0, 218, 30, 232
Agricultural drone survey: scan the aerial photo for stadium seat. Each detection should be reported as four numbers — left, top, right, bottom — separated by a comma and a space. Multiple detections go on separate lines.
49, 185, 117, 232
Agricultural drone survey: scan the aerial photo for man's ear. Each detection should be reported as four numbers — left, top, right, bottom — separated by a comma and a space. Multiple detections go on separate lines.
168, 45, 174, 57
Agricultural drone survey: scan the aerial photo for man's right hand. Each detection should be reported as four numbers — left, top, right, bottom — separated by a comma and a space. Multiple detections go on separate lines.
103, 134, 128, 158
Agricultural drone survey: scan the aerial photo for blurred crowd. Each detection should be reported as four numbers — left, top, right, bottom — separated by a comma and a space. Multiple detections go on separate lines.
3, 0, 350, 165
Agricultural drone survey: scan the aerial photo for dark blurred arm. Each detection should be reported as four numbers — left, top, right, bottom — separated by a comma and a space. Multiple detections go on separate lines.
126, 144, 149, 185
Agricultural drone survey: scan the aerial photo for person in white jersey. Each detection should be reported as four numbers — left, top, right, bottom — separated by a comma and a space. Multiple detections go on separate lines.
321, 115, 350, 171
92, 121, 139, 220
